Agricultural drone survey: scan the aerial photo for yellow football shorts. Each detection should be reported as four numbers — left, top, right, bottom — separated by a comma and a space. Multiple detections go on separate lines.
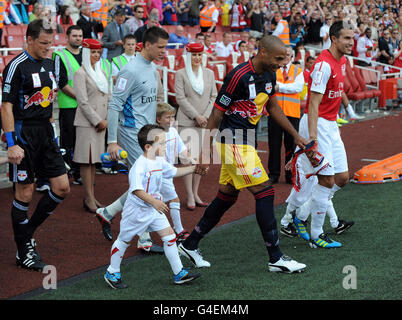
216, 142, 269, 190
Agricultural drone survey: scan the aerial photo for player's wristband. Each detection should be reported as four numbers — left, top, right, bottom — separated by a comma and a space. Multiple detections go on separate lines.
5, 131, 17, 147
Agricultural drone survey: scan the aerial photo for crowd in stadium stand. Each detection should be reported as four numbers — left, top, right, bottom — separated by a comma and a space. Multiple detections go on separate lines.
0, 0, 400, 70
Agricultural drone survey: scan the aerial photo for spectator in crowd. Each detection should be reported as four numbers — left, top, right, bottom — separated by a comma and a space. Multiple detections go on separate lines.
218, 0, 231, 27
357, 27, 376, 66
230, 0, 247, 32
168, 25, 188, 48
320, 13, 333, 50
174, 43, 217, 210
204, 33, 217, 59
378, 28, 395, 66
73, 38, 112, 213
272, 10, 290, 45
215, 32, 234, 57
304, 1, 324, 47
248, 0, 265, 39
111, 0, 134, 18
289, 12, 305, 48
393, 40, 402, 70
134, 9, 160, 42
188, 0, 200, 27
63, 0, 81, 24
389, 28, 400, 52
200, 0, 219, 33
234, 30, 249, 51
176, 0, 190, 26
102, 9, 129, 60
77, 4, 102, 39
247, 35, 258, 56
236, 40, 249, 59
148, 0, 163, 23
194, 32, 205, 44
29, 2, 44, 23
56, 5, 73, 26
162, 0, 177, 25
303, 55, 316, 83
125, 4, 145, 35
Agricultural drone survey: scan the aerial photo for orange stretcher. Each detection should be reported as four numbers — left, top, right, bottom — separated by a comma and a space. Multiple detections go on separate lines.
352, 153, 402, 184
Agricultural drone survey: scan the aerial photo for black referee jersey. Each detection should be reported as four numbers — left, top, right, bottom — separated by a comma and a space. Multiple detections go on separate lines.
214, 59, 277, 146
2, 50, 58, 121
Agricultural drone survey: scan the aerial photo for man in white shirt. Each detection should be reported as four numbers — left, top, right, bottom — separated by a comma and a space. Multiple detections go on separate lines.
320, 14, 333, 50
356, 28, 376, 66
215, 32, 234, 58
125, 4, 145, 35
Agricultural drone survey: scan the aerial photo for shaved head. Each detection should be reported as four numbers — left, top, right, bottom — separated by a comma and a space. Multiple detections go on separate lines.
255, 35, 287, 73
258, 35, 286, 52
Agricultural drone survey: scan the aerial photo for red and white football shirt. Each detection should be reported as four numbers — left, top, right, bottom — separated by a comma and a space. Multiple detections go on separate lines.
304, 49, 346, 121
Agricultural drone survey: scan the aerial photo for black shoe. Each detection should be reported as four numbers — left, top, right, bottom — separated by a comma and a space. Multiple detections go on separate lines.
334, 219, 355, 234
96, 213, 113, 241
280, 224, 298, 238
16, 241, 46, 271
29, 238, 42, 261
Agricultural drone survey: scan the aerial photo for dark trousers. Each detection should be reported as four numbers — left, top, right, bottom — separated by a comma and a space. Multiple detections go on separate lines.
268, 115, 300, 181
200, 26, 215, 33
59, 108, 80, 179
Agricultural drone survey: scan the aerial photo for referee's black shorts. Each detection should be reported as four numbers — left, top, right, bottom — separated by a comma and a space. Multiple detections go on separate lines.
9, 119, 67, 184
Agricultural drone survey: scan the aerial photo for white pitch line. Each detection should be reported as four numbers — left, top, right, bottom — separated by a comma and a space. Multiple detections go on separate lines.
361, 158, 379, 162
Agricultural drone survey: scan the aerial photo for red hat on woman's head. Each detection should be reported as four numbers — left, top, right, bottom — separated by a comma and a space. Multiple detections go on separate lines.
186, 42, 204, 53
82, 38, 102, 49
136, 42, 143, 52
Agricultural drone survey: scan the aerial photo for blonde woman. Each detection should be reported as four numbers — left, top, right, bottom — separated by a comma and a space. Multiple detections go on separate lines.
73, 39, 112, 212
175, 43, 217, 210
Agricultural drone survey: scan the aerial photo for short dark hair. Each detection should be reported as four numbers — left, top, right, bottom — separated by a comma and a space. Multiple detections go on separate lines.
306, 56, 315, 63
138, 124, 165, 151
66, 25, 83, 36
329, 20, 353, 39
196, 32, 205, 39
133, 4, 143, 13
143, 26, 169, 46
123, 34, 136, 43
115, 8, 126, 17
26, 19, 53, 40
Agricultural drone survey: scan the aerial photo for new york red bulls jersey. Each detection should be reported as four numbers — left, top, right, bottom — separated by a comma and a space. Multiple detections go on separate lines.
214, 59, 276, 146
2, 51, 58, 121
304, 49, 346, 121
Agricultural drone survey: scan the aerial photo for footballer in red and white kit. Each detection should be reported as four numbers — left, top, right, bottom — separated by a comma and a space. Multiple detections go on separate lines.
285, 21, 356, 248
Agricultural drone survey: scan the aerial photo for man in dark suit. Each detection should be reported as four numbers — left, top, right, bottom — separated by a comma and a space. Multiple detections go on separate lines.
134, 10, 160, 42
101, 8, 129, 60
77, 4, 104, 39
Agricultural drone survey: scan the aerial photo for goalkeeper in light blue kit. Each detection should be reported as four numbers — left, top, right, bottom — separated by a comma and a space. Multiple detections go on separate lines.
95, 27, 169, 253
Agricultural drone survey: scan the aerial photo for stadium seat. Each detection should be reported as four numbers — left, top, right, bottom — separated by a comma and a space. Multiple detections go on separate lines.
3, 54, 18, 66
0, 56, 6, 78
5, 35, 25, 55
354, 66, 381, 111
53, 33, 67, 47
4, 24, 24, 36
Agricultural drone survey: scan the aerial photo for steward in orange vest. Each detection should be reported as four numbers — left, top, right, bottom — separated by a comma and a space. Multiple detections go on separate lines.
92, 0, 109, 28
200, 0, 218, 32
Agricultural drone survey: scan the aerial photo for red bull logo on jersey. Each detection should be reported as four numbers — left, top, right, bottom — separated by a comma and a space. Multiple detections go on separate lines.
24, 86, 56, 109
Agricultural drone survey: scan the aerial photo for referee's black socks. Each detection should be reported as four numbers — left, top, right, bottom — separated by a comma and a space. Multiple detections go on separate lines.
11, 198, 31, 254
27, 189, 64, 238
254, 186, 283, 263
183, 190, 238, 250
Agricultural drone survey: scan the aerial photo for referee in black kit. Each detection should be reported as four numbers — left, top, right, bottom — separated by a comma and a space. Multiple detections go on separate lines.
1, 19, 70, 271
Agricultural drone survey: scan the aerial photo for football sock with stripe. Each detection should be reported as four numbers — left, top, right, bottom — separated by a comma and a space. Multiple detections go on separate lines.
254, 186, 283, 263
183, 190, 238, 250
162, 234, 183, 275
11, 198, 30, 254
108, 238, 130, 274
327, 184, 341, 228
27, 190, 64, 238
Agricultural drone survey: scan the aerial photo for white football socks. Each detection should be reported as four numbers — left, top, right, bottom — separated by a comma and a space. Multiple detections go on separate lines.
169, 201, 184, 234
161, 234, 183, 275
310, 184, 332, 240
107, 238, 130, 274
